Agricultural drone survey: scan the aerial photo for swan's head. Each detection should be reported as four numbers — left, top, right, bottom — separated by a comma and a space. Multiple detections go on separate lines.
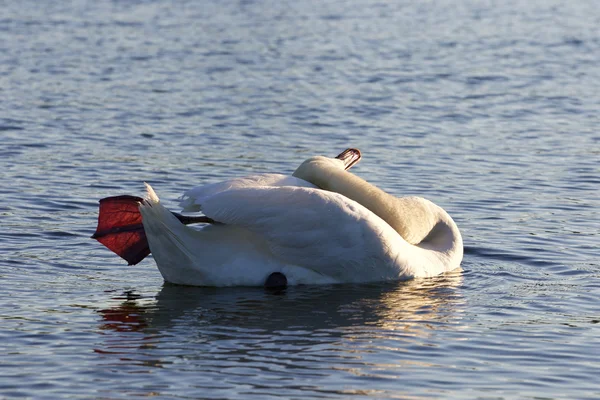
292, 148, 361, 188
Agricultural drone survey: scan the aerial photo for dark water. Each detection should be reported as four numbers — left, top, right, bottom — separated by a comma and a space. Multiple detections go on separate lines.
1, 0, 599, 398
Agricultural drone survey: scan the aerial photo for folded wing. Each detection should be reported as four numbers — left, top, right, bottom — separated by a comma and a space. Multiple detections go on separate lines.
199, 186, 403, 282
179, 174, 316, 213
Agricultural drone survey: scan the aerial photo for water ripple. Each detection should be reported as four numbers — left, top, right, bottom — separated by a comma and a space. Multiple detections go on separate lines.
1, 0, 600, 398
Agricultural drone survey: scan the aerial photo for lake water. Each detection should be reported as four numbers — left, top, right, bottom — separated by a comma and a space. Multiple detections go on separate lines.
1, 0, 599, 398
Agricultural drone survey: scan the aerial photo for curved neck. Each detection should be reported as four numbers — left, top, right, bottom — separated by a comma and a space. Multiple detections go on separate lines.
326, 170, 439, 244
294, 163, 458, 247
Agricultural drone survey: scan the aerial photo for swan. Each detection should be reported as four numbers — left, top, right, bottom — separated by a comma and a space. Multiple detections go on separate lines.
92, 148, 463, 286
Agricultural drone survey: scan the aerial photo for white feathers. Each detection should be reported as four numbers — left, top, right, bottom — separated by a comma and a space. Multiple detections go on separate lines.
139, 153, 463, 286
144, 182, 160, 204
179, 174, 316, 213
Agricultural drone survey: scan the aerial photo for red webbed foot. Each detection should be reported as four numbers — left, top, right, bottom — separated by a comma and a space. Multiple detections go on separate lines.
92, 195, 150, 265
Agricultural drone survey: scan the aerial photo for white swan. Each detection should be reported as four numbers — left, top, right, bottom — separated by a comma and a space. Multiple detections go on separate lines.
93, 149, 462, 286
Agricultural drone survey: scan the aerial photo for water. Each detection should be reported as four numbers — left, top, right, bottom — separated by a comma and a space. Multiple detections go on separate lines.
1, 0, 599, 398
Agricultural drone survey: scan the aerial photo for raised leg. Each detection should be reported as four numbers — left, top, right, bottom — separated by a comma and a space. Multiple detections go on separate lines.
92, 196, 216, 265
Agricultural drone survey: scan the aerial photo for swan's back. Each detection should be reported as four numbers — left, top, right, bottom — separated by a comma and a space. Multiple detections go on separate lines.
179, 174, 316, 213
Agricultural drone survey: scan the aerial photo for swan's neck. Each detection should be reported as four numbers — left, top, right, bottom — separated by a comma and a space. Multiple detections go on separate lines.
293, 160, 457, 247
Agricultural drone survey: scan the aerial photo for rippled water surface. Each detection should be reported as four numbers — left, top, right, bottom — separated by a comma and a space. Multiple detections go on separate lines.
1, 0, 599, 398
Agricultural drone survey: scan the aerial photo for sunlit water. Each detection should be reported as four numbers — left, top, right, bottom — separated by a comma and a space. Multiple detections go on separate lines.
1, 0, 599, 398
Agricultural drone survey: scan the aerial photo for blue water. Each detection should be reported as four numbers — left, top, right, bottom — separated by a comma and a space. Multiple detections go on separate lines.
1, 0, 599, 398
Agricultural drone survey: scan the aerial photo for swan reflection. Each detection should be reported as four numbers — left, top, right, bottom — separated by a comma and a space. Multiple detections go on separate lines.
96, 272, 464, 361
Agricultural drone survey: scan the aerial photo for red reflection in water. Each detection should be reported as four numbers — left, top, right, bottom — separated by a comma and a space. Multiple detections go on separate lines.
97, 301, 148, 333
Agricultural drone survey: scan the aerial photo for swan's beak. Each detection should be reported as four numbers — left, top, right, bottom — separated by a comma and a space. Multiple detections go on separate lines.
336, 148, 361, 170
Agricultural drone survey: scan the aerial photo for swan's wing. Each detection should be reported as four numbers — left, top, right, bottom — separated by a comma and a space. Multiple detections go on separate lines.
200, 186, 401, 281
179, 174, 316, 212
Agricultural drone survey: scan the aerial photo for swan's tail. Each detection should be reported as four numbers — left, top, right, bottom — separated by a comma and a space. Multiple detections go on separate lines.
139, 184, 281, 286
138, 183, 201, 280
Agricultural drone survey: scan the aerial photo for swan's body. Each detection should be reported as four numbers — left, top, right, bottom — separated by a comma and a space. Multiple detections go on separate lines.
135, 151, 463, 286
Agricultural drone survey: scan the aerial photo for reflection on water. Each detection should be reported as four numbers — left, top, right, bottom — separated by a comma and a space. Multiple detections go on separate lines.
96, 291, 164, 369
98, 291, 148, 333
96, 272, 464, 371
